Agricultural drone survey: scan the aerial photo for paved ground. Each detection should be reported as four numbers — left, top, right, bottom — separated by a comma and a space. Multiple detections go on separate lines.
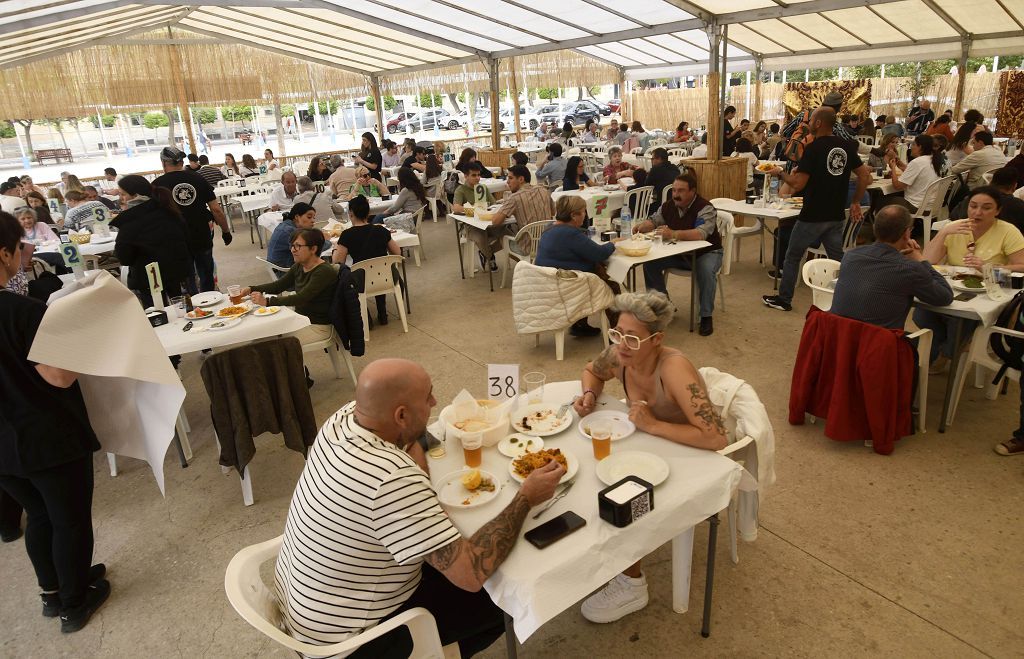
1, 211, 1021, 658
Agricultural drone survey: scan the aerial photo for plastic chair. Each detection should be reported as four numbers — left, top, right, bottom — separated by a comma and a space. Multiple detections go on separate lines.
224, 535, 447, 659
661, 184, 672, 206
664, 211, 730, 312
302, 327, 357, 384
913, 175, 956, 248
623, 186, 654, 222
800, 258, 841, 311
404, 206, 426, 265
352, 255, 408, 339
425, 180, 445, 223
856, 135, 875, 146
710, 200, 762, 275
946, 325, 1023, 427
806, 212, 861, 262
255, 256, 289, 280
500, 220, 554, 289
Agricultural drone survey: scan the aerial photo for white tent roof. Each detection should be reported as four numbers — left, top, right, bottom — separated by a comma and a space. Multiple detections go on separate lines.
2, 0, 1023, 75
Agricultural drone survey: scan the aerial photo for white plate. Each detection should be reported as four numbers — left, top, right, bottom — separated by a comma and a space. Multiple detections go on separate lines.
206, 317, 243, 331
191, 291, 225, 308
436, 469, 502, 509
949, 279, 986, 294
934, 265, 975, 276
595, 451, 670, 487
254, 306, 281, 317
184, 309, 217, 321
508, 449, 578, 485
497, 434, 544, 458
90, 234, 116, 244
510, 404, 574, 437
578, 411, 636, 442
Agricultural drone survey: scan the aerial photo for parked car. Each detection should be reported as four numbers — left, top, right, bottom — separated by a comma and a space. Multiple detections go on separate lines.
581, 99, 611, 116
479, 107, 542, 131
607, 98, 622, 113
455, 109, 491, 129
539, 102, 601, 127
396, 108, 456, 132
385, 112, 413, 133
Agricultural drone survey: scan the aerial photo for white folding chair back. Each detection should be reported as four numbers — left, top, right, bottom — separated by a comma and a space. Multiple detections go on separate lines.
913, 175, 956, 247
255, 257, 289, 280
217, 179, 235, 188
623, 186, 654, 222
947, 325, 1024, 427
352, 254, 408, 337
500, 220, 554, 289
856, 135, 875, 146
710, 201, 763, 275
291, 161, 310, 177
302, 326, 358, 384
800, 258, 841, 311
661, 184, 672, 206
224, 535, 446, 658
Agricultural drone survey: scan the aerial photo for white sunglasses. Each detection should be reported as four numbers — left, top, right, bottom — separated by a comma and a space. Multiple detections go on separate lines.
608, 328, 660, 350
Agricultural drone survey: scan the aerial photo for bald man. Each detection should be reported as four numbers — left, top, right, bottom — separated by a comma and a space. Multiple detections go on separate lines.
274, 359, 564, 657
763, 106, 872, 312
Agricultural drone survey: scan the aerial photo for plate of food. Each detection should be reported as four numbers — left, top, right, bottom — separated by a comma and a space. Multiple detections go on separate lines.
497, 434, 544, 458
191, 291, 225, 308
217, 303, 252, 318
755, 162, 776, 173
578, 411, 636, 442
949, 273, 985, 293
511, 404, 574, 437
508, 448, 577, 485
436, 468, 501, 508
207, 317, 243, 331
595, 450, 670, 487
254, 306, 281, 317
602, 184, 620, 191
184, 308, 216, 320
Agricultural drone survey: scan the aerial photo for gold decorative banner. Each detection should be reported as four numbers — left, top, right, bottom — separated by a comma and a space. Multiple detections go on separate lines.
783, 80, 871, 120
995, 71, 1024, 139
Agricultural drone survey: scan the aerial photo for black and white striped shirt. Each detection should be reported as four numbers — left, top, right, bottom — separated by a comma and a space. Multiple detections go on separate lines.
274, 402, 460, 648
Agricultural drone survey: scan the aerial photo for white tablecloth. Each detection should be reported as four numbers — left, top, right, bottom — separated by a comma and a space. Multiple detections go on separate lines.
868, 175, 896, 196
915, 283, 1013, 327
238, 193, 273, 214
428, 380, 742, 642
35, 235, 118, 257
214, 184, 247, 199
711, 198, 801, 221
335, 198, 394, 216
552, 187, 627, 217
602, 238, 711, 283
154, 298, 310, 356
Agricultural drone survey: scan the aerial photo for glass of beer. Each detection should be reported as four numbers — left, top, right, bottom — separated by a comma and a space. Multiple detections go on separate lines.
227, 284, 243, 304
590, 419, 612, 461
461, 432, 482, 468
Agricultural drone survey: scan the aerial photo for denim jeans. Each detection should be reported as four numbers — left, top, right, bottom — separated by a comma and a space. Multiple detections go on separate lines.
778, 221, 844, 304
643, 249, 723, 318
911, 308, 977, 362
185, 248, 216, 294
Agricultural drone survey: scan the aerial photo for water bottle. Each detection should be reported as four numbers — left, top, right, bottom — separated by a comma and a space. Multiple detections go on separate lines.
769, 177, 780, 202
619, 205, 632, 237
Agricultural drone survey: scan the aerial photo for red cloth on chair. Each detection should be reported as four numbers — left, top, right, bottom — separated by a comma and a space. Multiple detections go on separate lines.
788, 306, 915, 455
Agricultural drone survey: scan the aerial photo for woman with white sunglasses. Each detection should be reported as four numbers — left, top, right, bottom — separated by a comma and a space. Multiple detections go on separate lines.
571, 290, 727, 625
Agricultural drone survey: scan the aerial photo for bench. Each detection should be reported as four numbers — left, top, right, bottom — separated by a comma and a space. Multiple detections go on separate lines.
34, 148, 73, 164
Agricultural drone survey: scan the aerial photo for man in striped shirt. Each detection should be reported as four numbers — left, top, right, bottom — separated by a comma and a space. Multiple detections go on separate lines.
275, 359, 564, 657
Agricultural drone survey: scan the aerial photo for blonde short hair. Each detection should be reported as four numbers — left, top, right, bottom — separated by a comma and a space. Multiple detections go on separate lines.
354, 165, 369, 177
555, 195, 586, 222
610, 292, 674, 334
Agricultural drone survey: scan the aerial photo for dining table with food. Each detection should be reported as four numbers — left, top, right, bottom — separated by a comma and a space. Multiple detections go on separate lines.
425, 379, 743, 647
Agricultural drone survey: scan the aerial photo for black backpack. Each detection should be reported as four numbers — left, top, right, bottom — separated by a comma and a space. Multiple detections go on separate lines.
989, 290, 1024, 383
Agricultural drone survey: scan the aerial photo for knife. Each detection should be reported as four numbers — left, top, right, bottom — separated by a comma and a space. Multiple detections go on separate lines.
532, 480, 575, 519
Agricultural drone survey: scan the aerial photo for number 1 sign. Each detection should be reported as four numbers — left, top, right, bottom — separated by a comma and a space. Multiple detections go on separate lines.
145, 261, 164, 306
487, 364, 519, 401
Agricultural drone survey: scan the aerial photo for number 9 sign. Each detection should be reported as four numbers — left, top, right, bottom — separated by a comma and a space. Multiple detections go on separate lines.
60, 242, 82, 268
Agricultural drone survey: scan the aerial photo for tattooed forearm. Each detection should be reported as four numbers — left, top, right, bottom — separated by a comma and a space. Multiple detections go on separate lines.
467, 493, 530, 581
588, 345, 620, 381
426, 538, 462, 572
687, 383, 727, 437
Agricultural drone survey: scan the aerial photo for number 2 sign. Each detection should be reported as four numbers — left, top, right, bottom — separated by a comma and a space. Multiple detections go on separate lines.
487, 364, 519, 400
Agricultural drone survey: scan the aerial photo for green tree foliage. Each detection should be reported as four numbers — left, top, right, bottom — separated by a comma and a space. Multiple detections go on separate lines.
418, 92, 442, 108
0, 121, 14, 139
88, 114, 116, 128
315, 100, 339, 115
536, 87, 559, 100
193, 107, 217, 124
143, 112, 170, 130
363, 95, 397, 112
222, 105, 254, 122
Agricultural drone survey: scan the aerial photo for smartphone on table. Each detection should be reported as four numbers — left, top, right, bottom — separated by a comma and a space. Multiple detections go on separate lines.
525, 511, 586, 549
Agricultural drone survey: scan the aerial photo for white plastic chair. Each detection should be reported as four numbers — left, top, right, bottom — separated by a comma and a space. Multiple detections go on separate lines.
856, 135, 875, 146
623, 186, 654, 222
801, 258, 841, 311
404, 206, 426, 265
352, 255, 408, 339
664, 211, 730, 311
500, 220, 554, 289
255, 256, 289, 280
913, 175, 956, 248
425, 180, 444, 223
302, 327, 358, 384
224, 535, 448, 659
710, 199, 763, 275
946, 325, 1023, 427
661, 184, 672, 206
806, 213, 861, 261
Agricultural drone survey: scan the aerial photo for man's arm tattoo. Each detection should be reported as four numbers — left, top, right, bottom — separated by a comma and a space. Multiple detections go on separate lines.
467, 494, 530, 581
426, 539, 462, 572
687, 383, 727, 437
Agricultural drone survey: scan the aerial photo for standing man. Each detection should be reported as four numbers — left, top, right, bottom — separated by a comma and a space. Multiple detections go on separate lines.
635, 173, 723, 336
153, 147, 232, 293
906, 100, 935, 136
763, 107, 871, 312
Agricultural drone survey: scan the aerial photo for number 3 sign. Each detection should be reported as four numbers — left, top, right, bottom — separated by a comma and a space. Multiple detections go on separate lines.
487, 364, 519, 400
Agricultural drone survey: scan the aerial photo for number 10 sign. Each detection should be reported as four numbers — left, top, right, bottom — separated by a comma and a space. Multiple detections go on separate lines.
487, 364, 519, 400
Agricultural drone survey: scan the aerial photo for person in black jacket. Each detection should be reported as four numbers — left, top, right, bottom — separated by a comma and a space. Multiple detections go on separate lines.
111, 175, 192, 306
645, 148, 681, 215
0, 211, 110, 632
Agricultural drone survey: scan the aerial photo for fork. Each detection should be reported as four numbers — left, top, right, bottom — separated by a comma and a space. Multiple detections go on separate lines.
532, 480, 575, 519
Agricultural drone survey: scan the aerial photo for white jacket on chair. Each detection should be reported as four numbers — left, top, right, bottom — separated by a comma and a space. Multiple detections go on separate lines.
699, 366, 776, 541
511, 261, 614, 335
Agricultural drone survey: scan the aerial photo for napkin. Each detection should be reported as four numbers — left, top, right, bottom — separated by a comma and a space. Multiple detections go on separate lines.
27, 270, 185, 495
447, 389, 515, 431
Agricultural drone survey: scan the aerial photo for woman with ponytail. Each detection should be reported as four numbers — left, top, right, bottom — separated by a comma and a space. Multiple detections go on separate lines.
878, 134, 946, 216
111, 175, 191, 304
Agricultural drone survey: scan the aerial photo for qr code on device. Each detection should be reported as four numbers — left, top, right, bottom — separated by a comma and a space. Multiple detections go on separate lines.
630, 493, 651, 521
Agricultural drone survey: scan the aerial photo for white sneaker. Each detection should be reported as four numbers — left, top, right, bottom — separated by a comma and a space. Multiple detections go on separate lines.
580, 573, 649, 623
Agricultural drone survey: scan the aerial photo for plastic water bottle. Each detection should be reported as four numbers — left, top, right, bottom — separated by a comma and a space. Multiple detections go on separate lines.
620, 205, 633, 237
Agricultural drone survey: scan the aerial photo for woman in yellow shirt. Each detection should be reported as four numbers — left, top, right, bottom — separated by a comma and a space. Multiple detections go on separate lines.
916, 187, 1024, 370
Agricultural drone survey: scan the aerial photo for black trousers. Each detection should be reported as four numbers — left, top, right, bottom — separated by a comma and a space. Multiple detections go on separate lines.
350, 564, 505, 659
0, 456, 95, 609
0, 486, 23, 534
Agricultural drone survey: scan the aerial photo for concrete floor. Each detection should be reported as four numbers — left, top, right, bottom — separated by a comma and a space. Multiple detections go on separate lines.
2, 213, 1022, 658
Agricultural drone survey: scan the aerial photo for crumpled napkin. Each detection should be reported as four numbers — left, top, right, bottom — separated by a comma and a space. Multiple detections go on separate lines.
447, 389, 515, 435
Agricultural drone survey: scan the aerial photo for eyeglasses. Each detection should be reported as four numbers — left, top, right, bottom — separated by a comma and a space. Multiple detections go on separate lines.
290, 243, 311, 251
607, 328, 660, 350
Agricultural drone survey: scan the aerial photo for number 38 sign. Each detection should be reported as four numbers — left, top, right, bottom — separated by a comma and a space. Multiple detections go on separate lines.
487, 364, 519, 400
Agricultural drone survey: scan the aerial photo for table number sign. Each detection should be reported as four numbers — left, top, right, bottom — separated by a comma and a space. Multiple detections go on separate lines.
475, 183, 487, 206
145, 261, 164, 306
487, 364, 519, 400
48, 199, 61, 215
591, 195, 612, 233
60, 242, 83, 274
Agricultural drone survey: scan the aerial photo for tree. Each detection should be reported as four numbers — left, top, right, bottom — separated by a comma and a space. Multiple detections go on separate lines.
13, 120, 35, 161
143, 111, 170, 130
447, 93, 461, 114
0, 121, 15, 139
162, 110, 177, 146
364, 95, 397, 112
418, 92, 442, 108
536, 87, 559, 100
315, 100, 338, 115
88, 114, 116, 128
222, 105, 253, 123
44, 118, 71, 151
193, 107, 217, 124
